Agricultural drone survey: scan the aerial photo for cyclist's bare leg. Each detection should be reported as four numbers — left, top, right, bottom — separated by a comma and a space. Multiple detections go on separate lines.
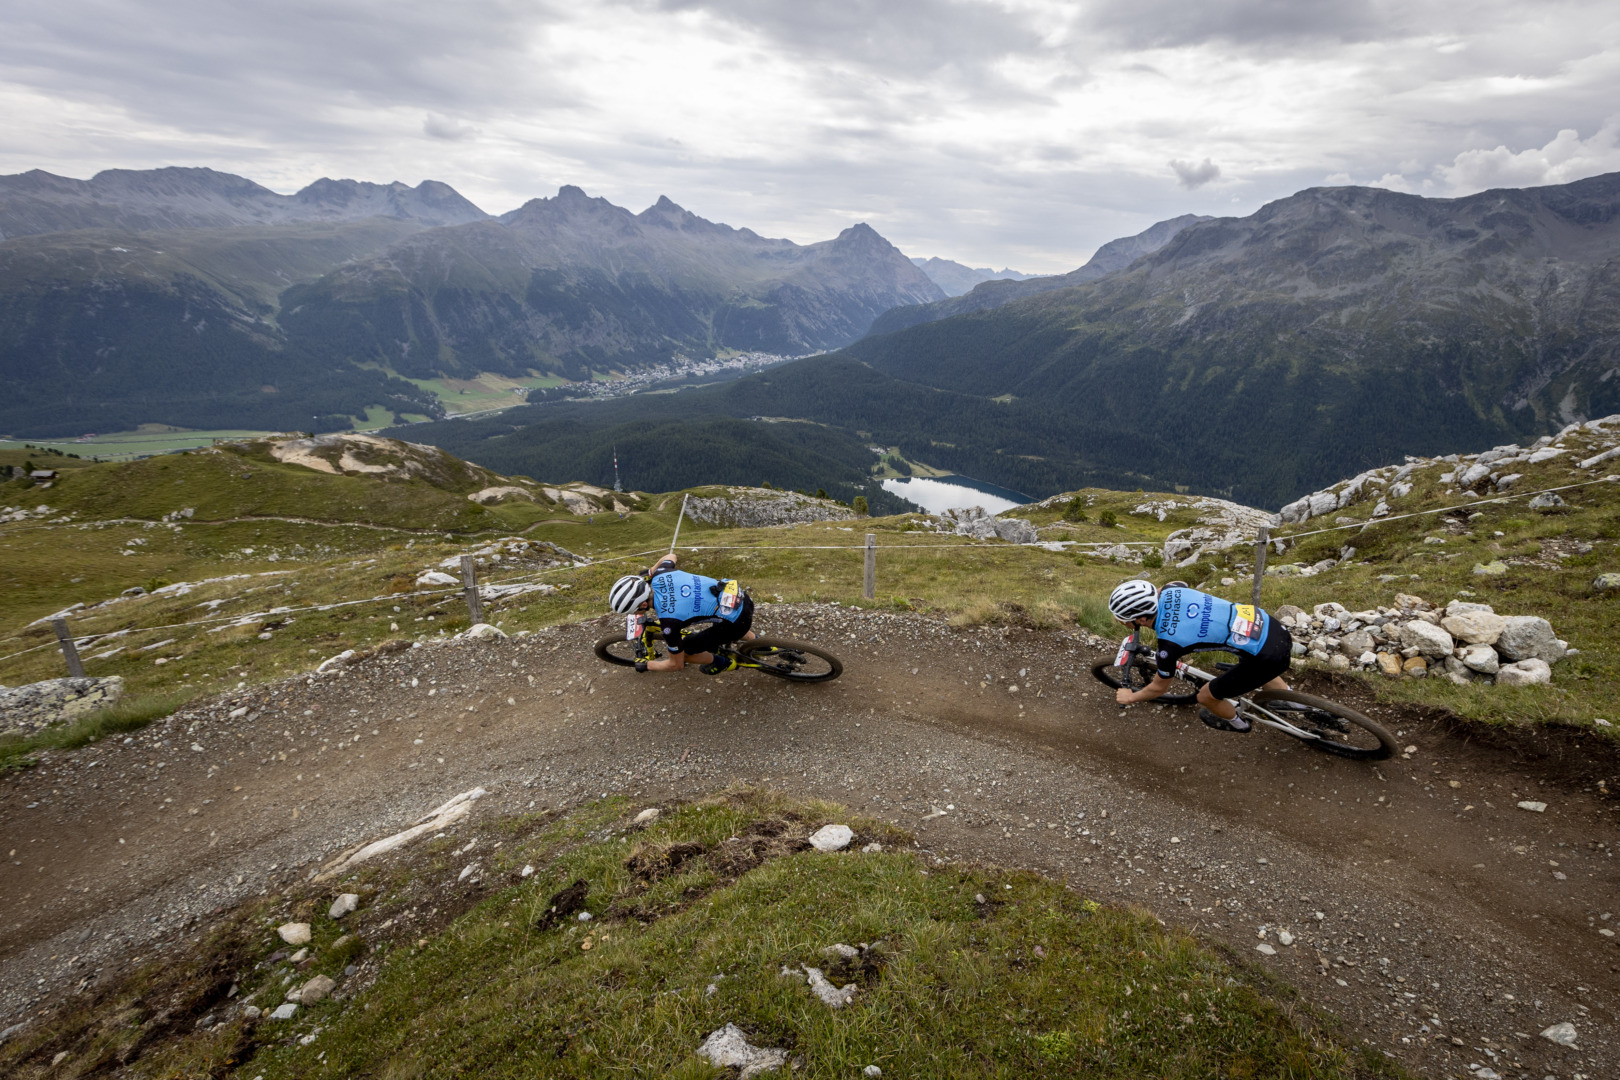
1199, 674, 1289, 717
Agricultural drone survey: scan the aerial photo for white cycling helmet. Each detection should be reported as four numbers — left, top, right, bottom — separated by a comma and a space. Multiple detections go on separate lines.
608, 574, 652, 614
1108, 579, 1159, 623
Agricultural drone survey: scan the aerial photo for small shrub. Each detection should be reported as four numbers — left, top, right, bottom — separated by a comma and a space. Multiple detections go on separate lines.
1061, 497, 1087, 523
1141, 549, 1164, 569
852, 496, 868, 516
1098, 509, 1118, 528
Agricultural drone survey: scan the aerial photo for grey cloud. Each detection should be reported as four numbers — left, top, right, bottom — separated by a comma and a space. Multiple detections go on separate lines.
647, 0, 1045, 77
1170, 158, 1221, 188
1085, 0, 1388, 48
424, 115, 478, 141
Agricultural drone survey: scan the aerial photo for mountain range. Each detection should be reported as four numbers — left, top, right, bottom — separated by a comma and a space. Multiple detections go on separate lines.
909, 257, 1036, 296
398, 172, 1620, 508
872, 214, 1212, 334
0, 169, 941, 436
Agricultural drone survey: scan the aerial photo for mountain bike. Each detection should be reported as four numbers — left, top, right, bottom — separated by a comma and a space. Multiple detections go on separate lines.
1091, 628, 1396, 760
594, 614, 842, 682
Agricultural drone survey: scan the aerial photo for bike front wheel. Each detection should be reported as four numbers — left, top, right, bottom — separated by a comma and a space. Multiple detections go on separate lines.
1247, 689, 1396, 760
1090, 658, 1200, 706
736, 637, 842, 682
594, 632, 664, 667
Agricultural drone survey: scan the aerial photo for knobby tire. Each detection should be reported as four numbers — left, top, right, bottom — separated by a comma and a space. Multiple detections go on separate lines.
1249, 689, 1396, 760
1090, 659, 1200, 706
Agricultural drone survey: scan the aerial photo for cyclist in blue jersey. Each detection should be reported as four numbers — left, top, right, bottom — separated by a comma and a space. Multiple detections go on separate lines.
606, 553, 755, 674
1106, 579, 1293, 733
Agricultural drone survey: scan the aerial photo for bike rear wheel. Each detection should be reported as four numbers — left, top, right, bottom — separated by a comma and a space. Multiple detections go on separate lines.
1247, 689, 1396, 760
1090, 658, 1199, 706
594, 632, 664, 667
736, 637, 842, 682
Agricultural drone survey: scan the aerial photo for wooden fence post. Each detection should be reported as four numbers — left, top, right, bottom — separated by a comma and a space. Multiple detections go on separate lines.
52, 619, 85, 678
460, 555, 485, 625
863, 533, 876, 600
1251, 525, 1270, 608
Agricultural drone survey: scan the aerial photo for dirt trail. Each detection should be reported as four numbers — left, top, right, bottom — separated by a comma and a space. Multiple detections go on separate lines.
2, 603, 1616, 1077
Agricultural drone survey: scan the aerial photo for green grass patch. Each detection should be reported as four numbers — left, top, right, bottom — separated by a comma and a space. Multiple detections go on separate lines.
0, 792, 1378, 1079
0, 690, 189, 769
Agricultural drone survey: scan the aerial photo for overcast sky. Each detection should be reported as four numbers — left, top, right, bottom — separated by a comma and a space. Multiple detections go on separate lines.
3, 0, 1619, 272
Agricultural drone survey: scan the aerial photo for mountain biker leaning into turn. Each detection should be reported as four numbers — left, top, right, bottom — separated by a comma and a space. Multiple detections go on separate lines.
1107, 579, 1293, 733
607, 553, 756, 674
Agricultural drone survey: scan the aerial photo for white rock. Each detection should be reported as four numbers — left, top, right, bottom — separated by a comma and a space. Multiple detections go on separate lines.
521, 865, 534, 878
1460, 643, 1500, 675
1441, 610, 1505, 645
298, 974, 336, 1005
822, 943, 860, 960
1276, 930, 1294, 946
329, 893, 359, 919
458, 863, 478, 881
1255, 943, 1277, 956
1496, 659, 1552, 687
462, 623, 508, 641
864, 1067, 883, 1078
314, 649, 355, 673
1496, 616, 1564, 664
269, 1003, 298, 1020
861, 842, 883, 853
416, 570, 458, 587
1400, 620, 1455, 658
277, 922, 312, 946
696, 1023, 789, 1078
808, 824, 854, 852
1516, 800, 1548, 813
229, 706, 249, 719
804, 966, 858, 1008
633, 808, 660, 823
1539, 1021, 1578, 1047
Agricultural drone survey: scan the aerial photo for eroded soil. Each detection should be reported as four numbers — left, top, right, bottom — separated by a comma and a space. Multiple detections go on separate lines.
2, 603, 1616, 1077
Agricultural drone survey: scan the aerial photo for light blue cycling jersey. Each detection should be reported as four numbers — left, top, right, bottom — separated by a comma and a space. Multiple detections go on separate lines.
648, 569, 744, 624
1154, 586, 1269, 656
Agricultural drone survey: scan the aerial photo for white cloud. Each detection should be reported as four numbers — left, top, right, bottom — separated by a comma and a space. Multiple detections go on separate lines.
423, 115, 478, 141
1435, 119, 1620, 194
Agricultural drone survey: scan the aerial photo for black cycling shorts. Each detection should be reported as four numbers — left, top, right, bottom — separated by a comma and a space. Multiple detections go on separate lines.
1207, 620, 1293, 700
668, 597, 754, 657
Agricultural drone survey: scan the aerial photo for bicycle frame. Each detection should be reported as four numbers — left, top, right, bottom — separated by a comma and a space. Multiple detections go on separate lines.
1113, 628, 1331, 745
1171, 659, 1329, 744
626, 613, 760, 669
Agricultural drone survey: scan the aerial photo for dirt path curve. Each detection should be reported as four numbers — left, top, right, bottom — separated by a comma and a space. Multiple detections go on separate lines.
2, 603, 1616, 1077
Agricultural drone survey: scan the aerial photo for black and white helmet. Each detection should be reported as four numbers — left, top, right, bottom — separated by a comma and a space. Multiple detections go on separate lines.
608, 574, 652, 614
1108, 579, 1160, 623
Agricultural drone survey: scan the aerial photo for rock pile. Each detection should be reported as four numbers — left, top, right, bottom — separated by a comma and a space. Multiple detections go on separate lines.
1277, 593, 1569, 686
684, 488, 855, 528
1278, 414, 1620, 526
0, 676, 125, 735
940, 506, 1037, 543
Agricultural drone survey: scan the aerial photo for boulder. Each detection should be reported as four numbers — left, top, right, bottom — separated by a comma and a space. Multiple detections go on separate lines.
1339, 630, 1375, 657
1458, 462, 1492, 488
1496, 659, 1552, 687
1307, 491, 1338, 517
1402, 656, 1428, 676
462, 623, 508, 642
1375, 653, 1404, 677
1496, 616, 1563, 664
0, 676, 125, 736
298, 975, 337, 1005
943, 507, 1037, 544
329, 893, 360, 919
1527, 492, 1566, 510
1392, 592, 1430, 613
1593, 573, 1620, 593
1472, 561, 1509, 577
1400, 620, 1454, 658
1460, 644, 1500, 675
416, 570, 459, 587
1441, 610, 1505, 645
1444, 600, 1495, 617
696, 1023, 789, 1078
277, 922, 312, 946
808, 824, 854, 852
1273, 604, 1304, 622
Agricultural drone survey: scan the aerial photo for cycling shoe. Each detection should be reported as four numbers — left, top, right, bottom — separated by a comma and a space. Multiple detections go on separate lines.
700, 651, 739, 675
1199, 706, 1251, 733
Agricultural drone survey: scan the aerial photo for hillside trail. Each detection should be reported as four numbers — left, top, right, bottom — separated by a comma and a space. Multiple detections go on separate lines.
2, 603, 1615, 1077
